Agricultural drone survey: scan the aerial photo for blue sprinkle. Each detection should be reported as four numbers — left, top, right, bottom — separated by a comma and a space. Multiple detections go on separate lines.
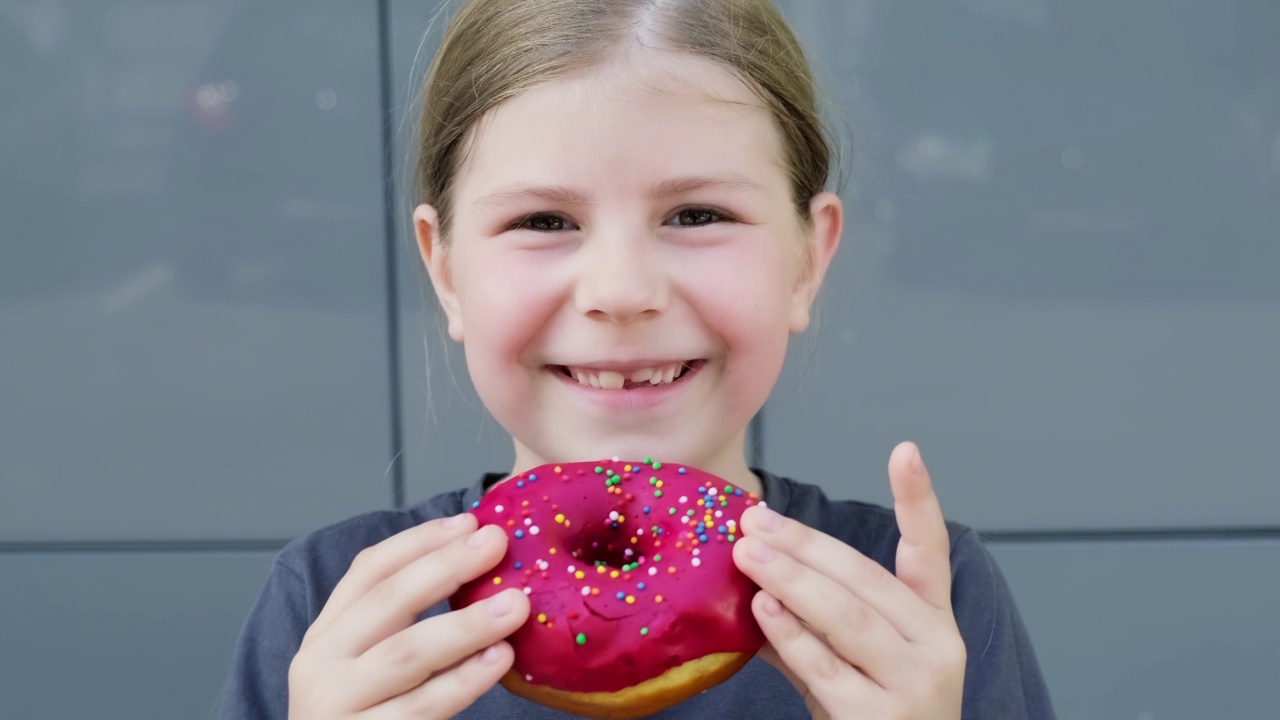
517, 480, 525, 488
696, 523, 706, 532
529, 474, 538, 482
514, 562, 523, 569
611, 522, 620, 529
643, 506, 651, 514
678, 468, 686, 474
638, 582, 646, 590
698, 487, 707, 494
699, 534, 708, 543
734, 488, 743, 496
616, 591, 626, 600
515, 530, 524, 539
718, 525, 728, 534
472, 501, 480, 509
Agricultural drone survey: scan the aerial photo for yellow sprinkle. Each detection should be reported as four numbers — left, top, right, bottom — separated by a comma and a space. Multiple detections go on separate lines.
537, 613, 547, 623
550, 548, 557, 554
492, 577, 503, 585
597, 566, 606, 574
575, 571, 585, 580
610, 570, 620, 578
555, 513, 566, 524
625, 596, 636, 604
624, 464, 632, 472
656, 480, 664, 488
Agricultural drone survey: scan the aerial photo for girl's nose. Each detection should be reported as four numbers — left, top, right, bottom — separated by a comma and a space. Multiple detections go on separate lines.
574, 230, 668, 324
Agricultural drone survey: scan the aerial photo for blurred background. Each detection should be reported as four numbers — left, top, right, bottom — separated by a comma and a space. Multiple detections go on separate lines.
1, 0, 1277, 717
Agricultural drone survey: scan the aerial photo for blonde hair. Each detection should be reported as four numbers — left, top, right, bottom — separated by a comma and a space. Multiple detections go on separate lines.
415, 0, 833, 242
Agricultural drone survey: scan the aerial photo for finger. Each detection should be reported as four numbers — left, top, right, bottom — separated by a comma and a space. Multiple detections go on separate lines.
737, 504, 936, 640
365, 641, 515, 720
327, 523, 509, 656
349, 588, 530, 708
734, 534, 912, 687
889, 441, 953, 611
309, 513, 478, 641
752, 591, 880, 715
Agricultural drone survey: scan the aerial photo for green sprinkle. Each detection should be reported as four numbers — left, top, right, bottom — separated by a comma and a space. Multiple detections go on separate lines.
654, 490, 662, 498
669, 508, 676, 515
594, 466, 603, 474
649, 477, 658, 485
686, 509, 695, 517
653, 461, 662, 470
724, 485, 732, 493
576, 633, 587, 645
654, 554, 662, 562
644, 457, 652, 464
640, 627, 649, 636
728, 535, 736, 542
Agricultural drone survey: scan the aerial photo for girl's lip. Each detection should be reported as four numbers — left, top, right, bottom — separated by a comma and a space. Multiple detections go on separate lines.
547, 360, 705, 411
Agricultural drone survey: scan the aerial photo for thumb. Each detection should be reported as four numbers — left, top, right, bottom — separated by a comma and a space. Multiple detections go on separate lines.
889, 442, 953, 611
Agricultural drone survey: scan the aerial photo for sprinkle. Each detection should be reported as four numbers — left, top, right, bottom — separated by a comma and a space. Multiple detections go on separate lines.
643, 507, 651, 515
610, 570, 620, 578
595, 466, 604, 474
515, 530, 524, 539
669, 508, 676, 515
597, 566, 607, 574
575, 570, 585, 579
492, 577, 502, 585
648, 567, 657, 576
653, 462, 662, 470
582, 587, 591, 596
495, 505, 505, 513
592, 588, 600, 596
668, 567, 676, 574
638, 582, 647, 590
529, 474, 538, 482
649, 477, 658, 486
692, 558, 702, 567
640, 627, 649, 635
537, 613, 547, 623
677, 467, 686, 474
679, 496, 688, 504
624, 464, 632, 472
514, 562, 523, 569
524, 587, 532, 594
517, 481, 525, 488
644, 457, 652, 464
576, 633, 587, 645
550, 548, 557, 554
625, 595, 636, 604
472, 501, 480, 509
554, 466, 562, 473
555, 513, 566, 524
530, 526, 540, 535
617, 591, 626, 600
655, 595, 664, 603
654, 554, 663, 562
654, 491, 663, 498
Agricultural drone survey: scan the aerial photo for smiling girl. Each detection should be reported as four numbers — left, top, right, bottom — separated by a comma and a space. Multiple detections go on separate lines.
219, 1, 1053, 718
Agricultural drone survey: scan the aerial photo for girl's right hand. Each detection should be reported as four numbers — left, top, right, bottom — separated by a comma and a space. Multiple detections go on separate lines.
288, 513, 529, 719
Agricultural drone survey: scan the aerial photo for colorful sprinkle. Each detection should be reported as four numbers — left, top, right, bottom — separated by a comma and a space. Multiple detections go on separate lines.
576, 633, 587, 645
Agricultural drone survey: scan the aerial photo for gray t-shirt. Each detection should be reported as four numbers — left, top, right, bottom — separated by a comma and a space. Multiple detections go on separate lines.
217, 470, 1055, 718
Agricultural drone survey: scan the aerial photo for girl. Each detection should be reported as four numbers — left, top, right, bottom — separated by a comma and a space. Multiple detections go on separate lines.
219, 0, 1053, 717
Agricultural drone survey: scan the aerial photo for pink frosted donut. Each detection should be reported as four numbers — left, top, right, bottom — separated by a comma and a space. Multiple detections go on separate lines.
450, 457, 765, 719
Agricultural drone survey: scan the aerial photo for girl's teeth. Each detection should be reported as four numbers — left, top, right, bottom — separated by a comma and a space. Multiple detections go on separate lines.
567, 362, 691, 389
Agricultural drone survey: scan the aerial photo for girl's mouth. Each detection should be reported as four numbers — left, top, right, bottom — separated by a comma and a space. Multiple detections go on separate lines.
552, 360, 705, 390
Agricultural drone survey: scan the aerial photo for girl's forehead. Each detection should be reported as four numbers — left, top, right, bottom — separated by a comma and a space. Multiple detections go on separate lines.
454, 51, 786, 194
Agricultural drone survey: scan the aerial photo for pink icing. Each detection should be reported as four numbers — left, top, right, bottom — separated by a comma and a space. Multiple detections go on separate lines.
450, 458, 765, 693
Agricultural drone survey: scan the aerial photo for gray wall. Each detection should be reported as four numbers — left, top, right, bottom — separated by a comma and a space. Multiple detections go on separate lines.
2, 1, 1276, 718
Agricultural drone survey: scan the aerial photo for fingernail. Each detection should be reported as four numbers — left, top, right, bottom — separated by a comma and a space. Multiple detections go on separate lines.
747, 537, 775, 563
755, 505, 784, 532
487, 590, 513, 616
760, 593, 784, 617
909, 445, 925, 474
466, 526, 491, 549
444, 513, 469, 529
480, 645, 502, 665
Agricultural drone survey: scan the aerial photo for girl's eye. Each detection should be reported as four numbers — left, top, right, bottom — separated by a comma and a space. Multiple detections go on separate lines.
514, 213, 574, 232
671, 207, 729, 227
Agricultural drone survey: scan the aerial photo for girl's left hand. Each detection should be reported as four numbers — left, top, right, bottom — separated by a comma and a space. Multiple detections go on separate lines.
732, 441, 966, 720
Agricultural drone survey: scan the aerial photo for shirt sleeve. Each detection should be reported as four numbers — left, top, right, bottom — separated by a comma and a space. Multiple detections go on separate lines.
949, 528, 1057, 720
214, 554, 311, 720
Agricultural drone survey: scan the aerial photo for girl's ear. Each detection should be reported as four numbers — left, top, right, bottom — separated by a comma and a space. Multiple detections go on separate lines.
414, 204, 465, 342
789, 191, 843, 334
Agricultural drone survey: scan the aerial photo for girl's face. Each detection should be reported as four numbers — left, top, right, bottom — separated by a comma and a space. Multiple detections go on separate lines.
416, 51, 840, 488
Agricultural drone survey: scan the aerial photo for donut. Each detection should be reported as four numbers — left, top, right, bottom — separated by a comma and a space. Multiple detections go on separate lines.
449, 457, 765, 719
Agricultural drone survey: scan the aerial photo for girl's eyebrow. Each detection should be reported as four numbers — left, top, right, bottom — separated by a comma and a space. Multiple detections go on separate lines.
475, 174, 764, 208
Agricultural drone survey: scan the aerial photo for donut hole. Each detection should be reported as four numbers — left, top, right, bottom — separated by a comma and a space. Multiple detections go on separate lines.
568, 526, 642, 570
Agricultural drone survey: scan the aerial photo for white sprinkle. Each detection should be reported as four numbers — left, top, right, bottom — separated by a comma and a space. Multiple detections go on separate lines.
715, 510, 723, 518
693, 548, 700, 556
649, 567, 658, 576
624, 548, 633, 557
526, 674, 533, 682
692, 558, 701, 567
708, 488, 718, 497
568, 565, 577, 574
609, 511, 620, 521
495, 505, 505, 513
612, 456, 620, 462
523, 587, 532, 595
637, 528, 645, 535
582, 587, 591, 596
530, 526, 540, 535
524, 518, 533, 525
679, 496, 688, 504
